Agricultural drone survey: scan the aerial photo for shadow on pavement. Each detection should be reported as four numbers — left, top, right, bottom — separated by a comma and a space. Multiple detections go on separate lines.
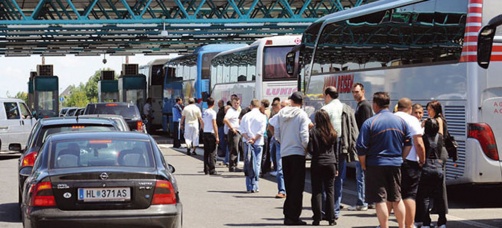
0, 203, 21, 223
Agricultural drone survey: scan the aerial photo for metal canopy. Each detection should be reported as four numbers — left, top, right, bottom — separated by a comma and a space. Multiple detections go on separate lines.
0, 0, 375, 56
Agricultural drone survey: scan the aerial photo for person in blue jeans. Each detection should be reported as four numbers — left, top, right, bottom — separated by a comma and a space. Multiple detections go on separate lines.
349, 83, 374, 211
239, 99, 267, 192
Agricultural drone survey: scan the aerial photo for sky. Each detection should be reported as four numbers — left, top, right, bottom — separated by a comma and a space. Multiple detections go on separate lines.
0, 55, 170, 98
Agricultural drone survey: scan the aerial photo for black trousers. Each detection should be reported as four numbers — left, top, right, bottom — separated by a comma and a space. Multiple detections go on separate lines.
202, 133, 217, 174
173, 121, 181, 148
261, 136, 271, 175
227, 130, 241, 169
311, 162, 336, 222
282, 155, 306, 221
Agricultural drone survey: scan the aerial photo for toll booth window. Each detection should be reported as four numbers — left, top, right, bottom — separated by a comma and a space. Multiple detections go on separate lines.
4, 102, 20, 119
20, 103, 32, 119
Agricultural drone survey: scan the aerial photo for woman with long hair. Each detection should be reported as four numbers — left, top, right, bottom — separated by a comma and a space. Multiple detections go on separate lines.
308, 109, 338, 226
415, 100, 448, 228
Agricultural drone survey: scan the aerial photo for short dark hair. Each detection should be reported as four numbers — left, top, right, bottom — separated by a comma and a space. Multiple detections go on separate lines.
175, 97, 182, 102
353, 83, 365, 90
261, 99, 270, 108
372, 92, 390, 109
206, 97, 215, 106
273, 97, 280, 103
324, 86, 339, 99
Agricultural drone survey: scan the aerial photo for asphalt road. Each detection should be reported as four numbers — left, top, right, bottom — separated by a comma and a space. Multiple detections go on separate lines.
1, 142, 501, 228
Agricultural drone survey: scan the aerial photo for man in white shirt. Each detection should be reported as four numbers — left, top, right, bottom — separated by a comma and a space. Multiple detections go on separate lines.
394, 98, 426, 228
181, 97, 203, 155
240, 99, 267, 192
223, 96, 242, 172
202, 97, 219, 175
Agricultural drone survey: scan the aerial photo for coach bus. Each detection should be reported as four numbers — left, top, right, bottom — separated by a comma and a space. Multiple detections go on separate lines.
286, 0, 502, 185
210, 35, 302, 108
162, 44, 247, 134
139, 58, 169, 131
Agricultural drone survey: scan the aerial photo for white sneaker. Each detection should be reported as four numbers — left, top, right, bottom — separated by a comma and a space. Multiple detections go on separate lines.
269, 171, 277, 176
347, 205, 368, 211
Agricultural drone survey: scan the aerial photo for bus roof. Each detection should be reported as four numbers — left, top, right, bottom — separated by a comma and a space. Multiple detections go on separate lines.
212, 35, 302, 59
308, 0, 423, 29
193, 43, 249, 54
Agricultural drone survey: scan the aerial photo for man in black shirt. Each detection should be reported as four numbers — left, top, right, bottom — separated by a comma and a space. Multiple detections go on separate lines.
216, 99, 227, 160
348, 82, 374, 211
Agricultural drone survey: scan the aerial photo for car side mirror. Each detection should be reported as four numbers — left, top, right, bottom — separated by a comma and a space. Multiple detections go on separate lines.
20, 166, 33, 177
168, 164, 176, 173
9, 143, 22, 152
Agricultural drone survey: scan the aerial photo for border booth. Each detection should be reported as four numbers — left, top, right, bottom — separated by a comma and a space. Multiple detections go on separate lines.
119, 64, 147, 108
98, 70, 119, 102
33, 65, 59, 119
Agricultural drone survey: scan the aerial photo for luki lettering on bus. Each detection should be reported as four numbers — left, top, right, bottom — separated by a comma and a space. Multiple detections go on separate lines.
265, 87, 298, 96
323, 74, 354, 93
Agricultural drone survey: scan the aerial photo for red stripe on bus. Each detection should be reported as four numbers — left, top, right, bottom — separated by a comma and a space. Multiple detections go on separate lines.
464, 36, 478, 43
491, 55, 502, 61
460, 55, 477, 62
462, 46, 477, 52
468, 0, 483, 4
467, 17, 482, 23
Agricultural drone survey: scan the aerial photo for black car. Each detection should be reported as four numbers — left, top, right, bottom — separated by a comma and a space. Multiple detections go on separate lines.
83, 102, 146, 133
18, 117, 122, 211
20, 132, 182, 228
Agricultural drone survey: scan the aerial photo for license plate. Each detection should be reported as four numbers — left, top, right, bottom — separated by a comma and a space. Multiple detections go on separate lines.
78, 187, 131, 202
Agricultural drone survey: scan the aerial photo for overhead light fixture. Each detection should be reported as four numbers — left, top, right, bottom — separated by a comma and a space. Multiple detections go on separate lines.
160, 23, 168, 37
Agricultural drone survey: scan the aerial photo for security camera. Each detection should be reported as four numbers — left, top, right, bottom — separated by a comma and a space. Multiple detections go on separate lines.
102, 58, 107, 64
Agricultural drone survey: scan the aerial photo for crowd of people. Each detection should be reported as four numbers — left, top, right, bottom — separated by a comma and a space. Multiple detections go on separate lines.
170, 83, 452, 228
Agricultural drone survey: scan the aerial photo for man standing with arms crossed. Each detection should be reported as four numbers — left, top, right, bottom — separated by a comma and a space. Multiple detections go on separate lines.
349, 83, 373, 211
224, 96, 242, 172
240, 99, 267, 192
274, 91, 311, 225
395, 98, 426, 228
356, 92, 411, 228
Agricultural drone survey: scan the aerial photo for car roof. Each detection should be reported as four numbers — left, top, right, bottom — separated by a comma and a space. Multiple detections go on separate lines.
37, 116, 117, 126
86, 102, 138, 107
46, 131, 152, 141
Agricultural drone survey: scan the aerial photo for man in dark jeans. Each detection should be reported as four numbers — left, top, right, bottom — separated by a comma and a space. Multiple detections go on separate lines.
202, 97, 219, 175
172, 97, 183, 148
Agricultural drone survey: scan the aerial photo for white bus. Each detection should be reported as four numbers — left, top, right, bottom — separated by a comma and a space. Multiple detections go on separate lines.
139, 58, 169, 130
210, 35, 302, 107
287, 0, 502, 185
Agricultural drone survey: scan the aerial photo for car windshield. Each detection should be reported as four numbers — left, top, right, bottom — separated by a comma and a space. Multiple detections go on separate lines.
49, 139, 154, 169
37, 125, 116, 146
88, 104, 140, 120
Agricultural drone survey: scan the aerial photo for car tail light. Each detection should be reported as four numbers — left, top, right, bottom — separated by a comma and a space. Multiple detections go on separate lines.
468, 123, 499, 160
22, 151, 38, 167
29, 181, 56, 207
151, 180, 176, 205
137, 120, 144, 132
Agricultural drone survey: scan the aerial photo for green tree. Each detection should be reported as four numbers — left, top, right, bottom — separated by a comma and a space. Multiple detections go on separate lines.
65, 83, 89, 107
14, 91, 29, 104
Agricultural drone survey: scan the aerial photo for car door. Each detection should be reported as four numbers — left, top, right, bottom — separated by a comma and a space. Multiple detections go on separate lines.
1, 101, 22, 151
18, 101, 34, 147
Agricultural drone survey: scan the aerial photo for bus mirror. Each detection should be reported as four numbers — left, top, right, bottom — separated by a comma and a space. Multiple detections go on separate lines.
286, 51, 296, 75
478, 14, 502, 69
478, 26, 496, 69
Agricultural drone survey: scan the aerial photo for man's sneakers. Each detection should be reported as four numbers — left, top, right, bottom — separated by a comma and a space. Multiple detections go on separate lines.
368, 203, 376, 209
275, 193, 286, 198
347, 205, 368, 211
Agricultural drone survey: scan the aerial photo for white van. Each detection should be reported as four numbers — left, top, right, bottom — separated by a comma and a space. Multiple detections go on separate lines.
0, 98, 34, 153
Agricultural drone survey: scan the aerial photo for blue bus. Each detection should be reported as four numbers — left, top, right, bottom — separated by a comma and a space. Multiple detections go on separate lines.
162, 43, 248, 134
